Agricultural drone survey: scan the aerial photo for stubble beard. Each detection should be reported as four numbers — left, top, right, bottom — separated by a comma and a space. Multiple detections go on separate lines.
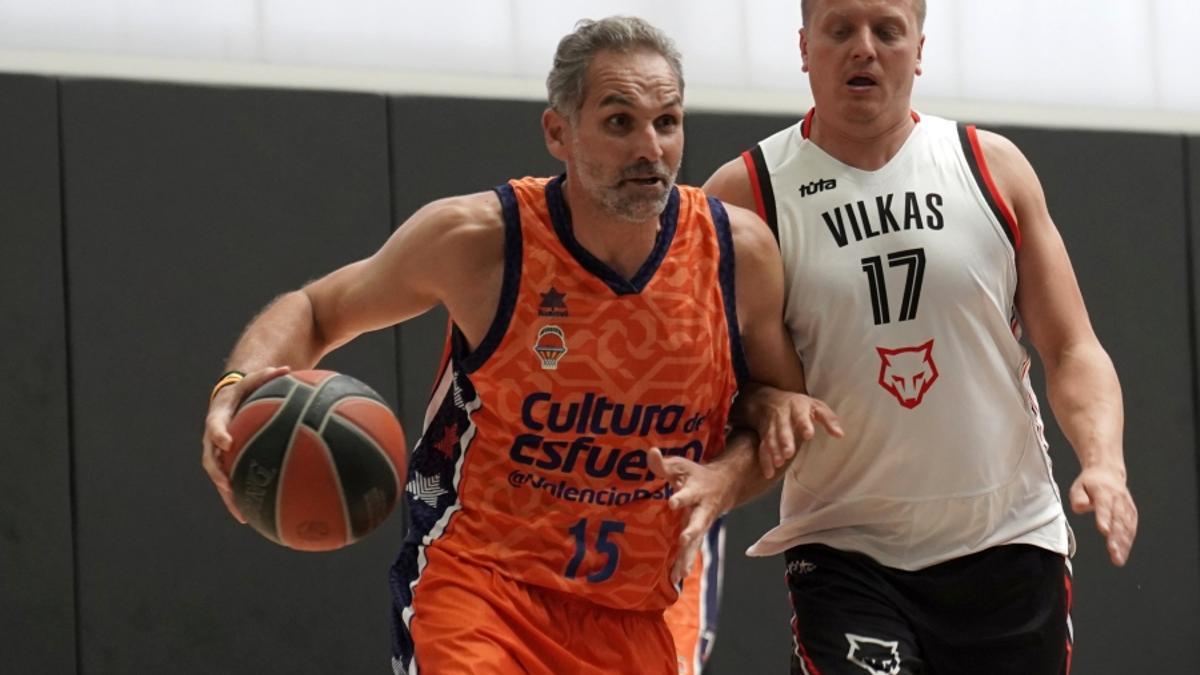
576, 156, 679, 224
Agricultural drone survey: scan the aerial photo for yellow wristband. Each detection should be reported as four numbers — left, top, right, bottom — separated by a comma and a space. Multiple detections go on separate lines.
210, 371, 245, 402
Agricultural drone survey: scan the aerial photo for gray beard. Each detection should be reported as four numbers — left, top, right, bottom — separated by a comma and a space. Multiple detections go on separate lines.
600, 185, 672, 223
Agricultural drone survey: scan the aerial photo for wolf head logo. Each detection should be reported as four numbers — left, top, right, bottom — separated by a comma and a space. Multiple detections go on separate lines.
876, 339, 938, 409
846, 634, 901, 675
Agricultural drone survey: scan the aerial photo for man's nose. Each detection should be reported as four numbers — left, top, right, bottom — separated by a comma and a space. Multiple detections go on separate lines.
632, 123, 665, 164
848, 26, 878, 62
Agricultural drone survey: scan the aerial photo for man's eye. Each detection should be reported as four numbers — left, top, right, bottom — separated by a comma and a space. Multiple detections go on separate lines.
656, 115, 679, 129
606, 115, 630, 130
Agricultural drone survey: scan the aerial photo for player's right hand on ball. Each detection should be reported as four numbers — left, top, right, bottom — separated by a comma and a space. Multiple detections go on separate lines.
201, 365, 291, 523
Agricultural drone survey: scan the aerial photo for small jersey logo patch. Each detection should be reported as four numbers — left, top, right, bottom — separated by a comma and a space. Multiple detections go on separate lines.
846, 634, 901, 675
538, 287, 568, 317
876, 339, 938, 408
533, 325, 568, 369
799, 177, 837, 197
787, 559, 817, 576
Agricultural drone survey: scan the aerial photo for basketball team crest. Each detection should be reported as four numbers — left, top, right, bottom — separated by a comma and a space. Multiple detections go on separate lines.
876, 339, 938, 409
533, 325, 568, 369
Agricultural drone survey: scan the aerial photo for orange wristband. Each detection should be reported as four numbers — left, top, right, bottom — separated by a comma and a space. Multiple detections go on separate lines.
209, 370, 245, 402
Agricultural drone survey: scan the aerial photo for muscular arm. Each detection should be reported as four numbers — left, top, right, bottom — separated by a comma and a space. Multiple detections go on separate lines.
980, 129, 1137, 566
222, 192, 505, 372
202, 191, 505, 518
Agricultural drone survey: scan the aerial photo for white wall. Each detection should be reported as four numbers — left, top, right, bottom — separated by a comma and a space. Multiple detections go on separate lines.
1, 0, 1198, 132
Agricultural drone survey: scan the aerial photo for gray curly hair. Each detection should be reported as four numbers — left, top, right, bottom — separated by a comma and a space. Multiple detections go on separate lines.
546, 16, 684, 118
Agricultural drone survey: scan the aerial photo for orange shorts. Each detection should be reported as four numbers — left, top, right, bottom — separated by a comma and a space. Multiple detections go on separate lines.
664, 518, 724, 675
407, 546, 677, 674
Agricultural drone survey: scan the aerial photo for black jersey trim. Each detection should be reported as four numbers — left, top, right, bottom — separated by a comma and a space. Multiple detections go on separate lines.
710, 197, 751, 384
455, 183, 523, 373
544, 174, 680, 296
957, 123, 1020, 252
744, 145, 779, 245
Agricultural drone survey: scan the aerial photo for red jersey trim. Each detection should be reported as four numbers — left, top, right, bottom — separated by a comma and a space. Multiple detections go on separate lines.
800, 108, 920, 139
963, 124, 1021, 251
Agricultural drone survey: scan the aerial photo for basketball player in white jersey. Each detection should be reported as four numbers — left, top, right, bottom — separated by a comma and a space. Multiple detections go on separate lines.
653, 0, 1139, 672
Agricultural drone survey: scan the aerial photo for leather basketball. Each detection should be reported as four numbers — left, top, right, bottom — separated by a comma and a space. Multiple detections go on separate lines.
222, 370, 406, 551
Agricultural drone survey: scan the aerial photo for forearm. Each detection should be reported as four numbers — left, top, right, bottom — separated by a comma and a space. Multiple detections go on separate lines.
1044, 342, 1125, 474
728, 382, 766, 429
223, 290, 332, 373
711, 429, 785, 509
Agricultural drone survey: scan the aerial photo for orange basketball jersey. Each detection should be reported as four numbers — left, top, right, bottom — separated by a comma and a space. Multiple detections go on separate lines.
390, 175, 746, 672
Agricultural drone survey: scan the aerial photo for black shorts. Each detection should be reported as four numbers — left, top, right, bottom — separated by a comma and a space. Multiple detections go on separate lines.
785, 543, 1072, 675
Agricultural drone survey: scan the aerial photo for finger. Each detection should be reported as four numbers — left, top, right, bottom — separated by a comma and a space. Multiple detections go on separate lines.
671, 510, 709, 585
1069, 480, 1093, 515
671, 541, 700, 587
792, 406, 816, 443
205, 413, 234, 452
201, 444, 246, 524
669, 474, 714, 512
758, 443, 776, 480
1091, 491, 1113, 537
648, 447, 690, 488
812, 402, 844, 438
1108, 498, 1138, 566
774, 422, 796, 466
241, 365, 292, 393
771, 418, 794, 467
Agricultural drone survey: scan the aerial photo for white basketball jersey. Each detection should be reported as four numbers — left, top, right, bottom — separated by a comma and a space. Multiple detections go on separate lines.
744, 111, 1072, 570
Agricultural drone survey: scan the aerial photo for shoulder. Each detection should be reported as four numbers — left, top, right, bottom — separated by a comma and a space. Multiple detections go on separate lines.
703, 156, 758, 213
721, 201, 781, 271
411, 190, 505, 242
393, 190, 507, 263
971, 128, 1043, 203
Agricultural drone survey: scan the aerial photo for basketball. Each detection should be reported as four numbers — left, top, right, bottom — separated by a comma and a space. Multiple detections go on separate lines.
221, 369, 407, 551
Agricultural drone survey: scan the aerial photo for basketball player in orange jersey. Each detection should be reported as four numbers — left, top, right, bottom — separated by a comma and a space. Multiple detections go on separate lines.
651, 1, 1140, 673
201, 16, 840, 675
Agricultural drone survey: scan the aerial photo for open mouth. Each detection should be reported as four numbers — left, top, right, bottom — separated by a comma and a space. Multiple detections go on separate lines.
847, 75, 878, 87
623, 177, 664, 187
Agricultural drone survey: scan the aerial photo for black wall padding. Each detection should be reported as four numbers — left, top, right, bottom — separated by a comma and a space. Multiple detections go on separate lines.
4, 74, 1198, 673
1190, 135, 1200, 551
387, 96, 560, 436
59, 79, 400, 674
0, 73, 77, 675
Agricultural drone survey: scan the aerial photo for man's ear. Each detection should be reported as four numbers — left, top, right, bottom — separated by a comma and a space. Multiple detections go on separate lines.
543, 107, 570, 162
799, 27, 809, 73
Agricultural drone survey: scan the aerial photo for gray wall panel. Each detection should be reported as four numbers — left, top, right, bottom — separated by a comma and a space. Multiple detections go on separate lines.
61, 79, 399, 674
387, 97, 559, 435
0, 73, 76, 674
995, 126, 1200, 672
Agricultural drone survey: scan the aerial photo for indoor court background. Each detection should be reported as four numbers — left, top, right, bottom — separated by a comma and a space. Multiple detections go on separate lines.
2, 59, 1198, 675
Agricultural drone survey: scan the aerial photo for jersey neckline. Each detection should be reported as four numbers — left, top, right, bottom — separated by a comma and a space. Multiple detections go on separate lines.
543, 173, 681, 296
798, 107, 926, 182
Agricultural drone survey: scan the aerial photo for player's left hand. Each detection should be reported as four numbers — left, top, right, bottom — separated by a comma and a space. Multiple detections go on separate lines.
739, 386, 842, 479
1069, 466, 1138, 566
648, 448, 734, 586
